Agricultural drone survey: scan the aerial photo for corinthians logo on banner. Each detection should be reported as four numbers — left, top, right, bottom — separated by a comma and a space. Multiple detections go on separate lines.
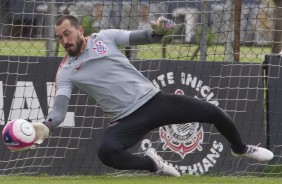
141, 72, 224, 175
160, 89, 204, 159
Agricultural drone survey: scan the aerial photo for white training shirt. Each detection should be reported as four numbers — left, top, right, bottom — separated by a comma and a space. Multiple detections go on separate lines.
56, 29, 160, 121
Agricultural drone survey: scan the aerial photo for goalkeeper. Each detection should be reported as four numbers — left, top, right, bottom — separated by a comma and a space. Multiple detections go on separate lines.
33, 15, 273, 177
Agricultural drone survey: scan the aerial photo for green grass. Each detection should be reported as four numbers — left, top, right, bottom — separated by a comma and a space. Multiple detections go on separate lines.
263, 165, 282, 177
0, 39, 271, 62
0, 175, 281, 184
136, 44, 270, 62
0, 40, 49, 56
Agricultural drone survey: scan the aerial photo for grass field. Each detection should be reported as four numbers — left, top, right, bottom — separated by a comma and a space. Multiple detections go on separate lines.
0, 39, 270, 62
0, 175, 282, 184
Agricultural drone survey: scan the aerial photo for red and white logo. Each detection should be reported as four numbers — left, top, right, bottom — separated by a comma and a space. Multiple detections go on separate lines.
159, 89, 204, 158
75, 63, 82, 70
160, 123, 204, 159
93, 41, 108, 55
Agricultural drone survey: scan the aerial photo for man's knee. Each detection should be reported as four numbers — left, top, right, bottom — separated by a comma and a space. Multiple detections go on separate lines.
98, 142, 121, 167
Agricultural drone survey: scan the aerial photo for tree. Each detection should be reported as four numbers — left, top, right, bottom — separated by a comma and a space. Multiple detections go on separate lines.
272, 0, 282, 53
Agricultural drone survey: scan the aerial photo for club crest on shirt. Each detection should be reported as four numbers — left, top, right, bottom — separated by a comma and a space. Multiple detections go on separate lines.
93, 41, 108, 55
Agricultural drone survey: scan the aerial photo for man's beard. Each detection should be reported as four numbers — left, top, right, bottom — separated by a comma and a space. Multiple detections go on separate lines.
65, 36, 83, 57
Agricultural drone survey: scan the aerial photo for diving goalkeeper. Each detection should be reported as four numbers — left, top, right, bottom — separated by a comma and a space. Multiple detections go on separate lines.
32, 15, 274, 177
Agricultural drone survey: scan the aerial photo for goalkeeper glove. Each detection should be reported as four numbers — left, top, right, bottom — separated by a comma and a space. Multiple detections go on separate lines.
32, 122, 50, 145
150, 16, 175, 36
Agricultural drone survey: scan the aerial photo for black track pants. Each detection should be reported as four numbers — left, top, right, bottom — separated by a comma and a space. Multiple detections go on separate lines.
98, 91, 246, 171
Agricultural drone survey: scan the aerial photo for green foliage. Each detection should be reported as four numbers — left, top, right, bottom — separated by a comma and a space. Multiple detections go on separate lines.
194, 25, 218, 45
80, 16, 99, 36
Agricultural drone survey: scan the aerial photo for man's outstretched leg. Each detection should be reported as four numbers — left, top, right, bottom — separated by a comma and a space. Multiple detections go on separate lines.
98, 92, 273, 177
148, 92, 274, 162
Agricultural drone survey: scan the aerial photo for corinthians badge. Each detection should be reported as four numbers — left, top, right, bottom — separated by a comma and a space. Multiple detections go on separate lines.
159, 89, 204, 159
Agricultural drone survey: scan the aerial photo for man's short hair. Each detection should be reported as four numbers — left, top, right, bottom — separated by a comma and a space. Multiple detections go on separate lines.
56, 15, 80, 28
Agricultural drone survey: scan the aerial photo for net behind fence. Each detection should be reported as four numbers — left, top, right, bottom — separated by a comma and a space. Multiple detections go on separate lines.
0, 0, 281, 177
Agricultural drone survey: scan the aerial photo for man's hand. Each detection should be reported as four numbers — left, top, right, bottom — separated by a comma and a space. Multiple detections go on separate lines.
150, 16, 175, 36
32, 123, 50, 145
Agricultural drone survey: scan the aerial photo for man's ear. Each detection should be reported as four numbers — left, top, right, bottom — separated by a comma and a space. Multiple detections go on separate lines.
78, 26, 84, 36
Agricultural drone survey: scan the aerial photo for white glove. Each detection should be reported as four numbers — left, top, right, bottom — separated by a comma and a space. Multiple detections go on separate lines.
150, 16, 175, 36
32, 123, 50, 145
279, 50, 282, 56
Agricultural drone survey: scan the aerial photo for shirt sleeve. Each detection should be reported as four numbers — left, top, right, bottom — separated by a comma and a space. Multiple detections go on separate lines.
99, 29, 131, 46
44, 65, 73, 130
55, 67, 73, 99
44, 95, 70, 130
99, 29, 162, 46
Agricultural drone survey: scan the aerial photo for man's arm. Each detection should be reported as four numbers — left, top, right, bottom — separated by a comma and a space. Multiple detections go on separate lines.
43, 95, 70, 130
129, 29, 163, 45
129, 16, 175, 45
32, 95, 69, 145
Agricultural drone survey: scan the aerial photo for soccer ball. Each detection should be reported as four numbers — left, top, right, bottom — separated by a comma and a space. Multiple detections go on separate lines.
2, 119, 36, 152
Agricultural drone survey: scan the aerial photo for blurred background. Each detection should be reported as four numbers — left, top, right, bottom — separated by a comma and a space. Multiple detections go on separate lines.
0, 0, 281, 62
